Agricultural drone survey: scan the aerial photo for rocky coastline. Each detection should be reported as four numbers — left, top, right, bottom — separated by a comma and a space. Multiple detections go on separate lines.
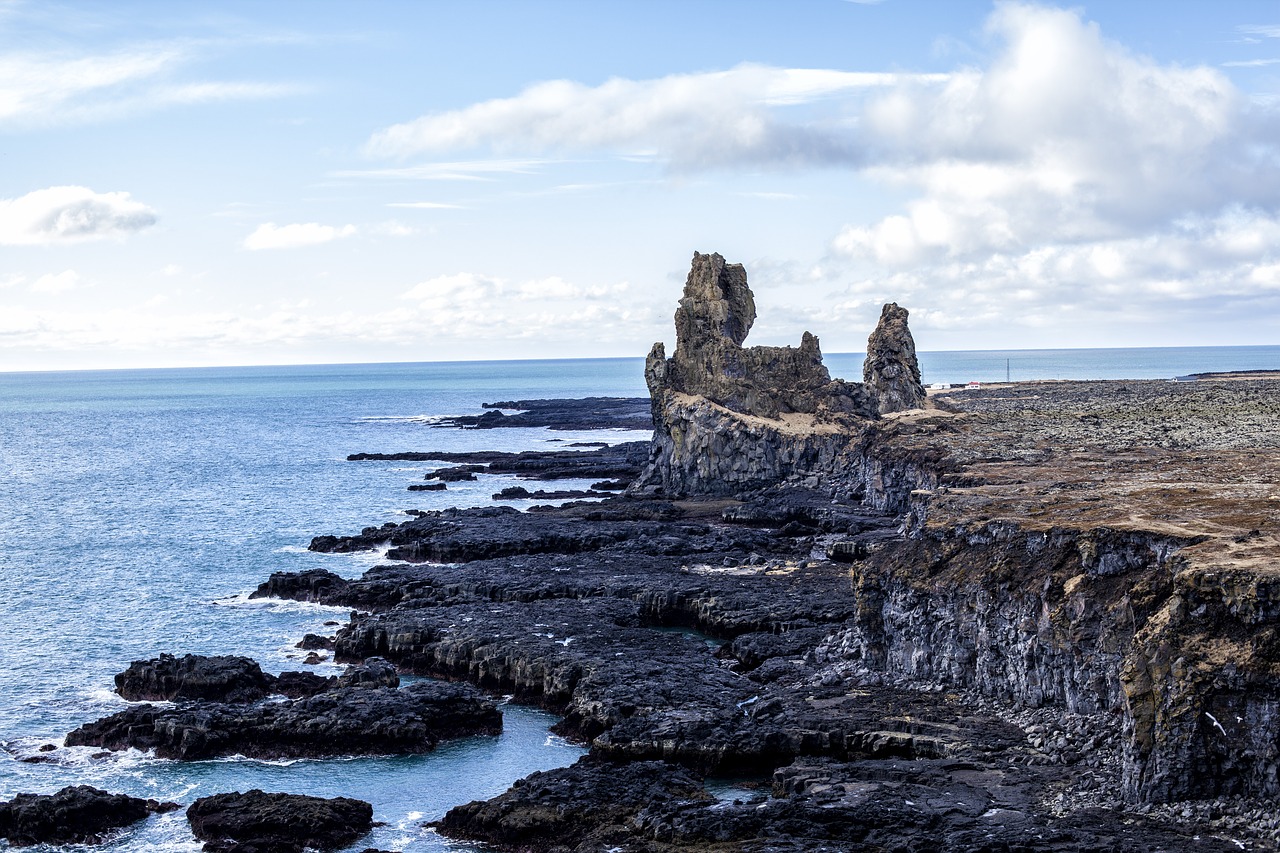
15, 251, 1279, 850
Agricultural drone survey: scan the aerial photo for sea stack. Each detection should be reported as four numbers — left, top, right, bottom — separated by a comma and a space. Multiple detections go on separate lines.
635, 251, 895, 496
863, 302, 926, 414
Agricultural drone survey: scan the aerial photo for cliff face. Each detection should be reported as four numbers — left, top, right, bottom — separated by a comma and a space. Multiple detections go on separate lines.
634, 251, 920, 496
824, 381, 1280, 804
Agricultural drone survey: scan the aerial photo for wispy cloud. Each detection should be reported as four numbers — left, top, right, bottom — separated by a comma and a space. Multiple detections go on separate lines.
0, 41, 298, 128
1222, 58, 1280, 68
386, 201, 464, 209
1238, 24, 1280, 39
0, 186, 156, 245
331, 159, 549, 181
736, 191, 801, 201
243, 222, 356, 250
363, 64, 947, 170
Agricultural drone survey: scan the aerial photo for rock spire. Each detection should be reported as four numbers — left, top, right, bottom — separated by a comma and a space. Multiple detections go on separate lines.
863, 302, 926, 415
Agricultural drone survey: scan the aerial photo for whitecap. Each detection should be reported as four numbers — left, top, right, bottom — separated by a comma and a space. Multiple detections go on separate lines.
211, 592, 356, 615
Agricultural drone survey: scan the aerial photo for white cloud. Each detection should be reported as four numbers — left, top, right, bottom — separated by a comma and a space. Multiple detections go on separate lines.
386, 201, 463, 209
243, 222, 357, 250
0, 273, 25, 289
1222, 58, 1280, 68
364, 64, 946, 169
0, 186, 156, 245
0, 47, 296, 127
30, 270, 83, 294
331, 159, 548, 181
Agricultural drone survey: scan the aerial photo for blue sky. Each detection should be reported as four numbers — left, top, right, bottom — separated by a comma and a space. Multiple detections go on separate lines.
2, 0, 1278, 371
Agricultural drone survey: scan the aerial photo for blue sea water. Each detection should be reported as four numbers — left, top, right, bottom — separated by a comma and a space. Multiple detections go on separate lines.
1, 345, 1278, 851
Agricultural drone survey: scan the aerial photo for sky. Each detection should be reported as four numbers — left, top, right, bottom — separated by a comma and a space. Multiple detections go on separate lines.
1, 0, 1279, 371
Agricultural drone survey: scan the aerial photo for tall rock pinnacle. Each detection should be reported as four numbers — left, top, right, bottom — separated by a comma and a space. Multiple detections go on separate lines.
863, 303, 925, 414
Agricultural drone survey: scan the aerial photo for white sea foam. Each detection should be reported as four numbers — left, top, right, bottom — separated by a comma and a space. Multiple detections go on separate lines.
211, 592, 355, 615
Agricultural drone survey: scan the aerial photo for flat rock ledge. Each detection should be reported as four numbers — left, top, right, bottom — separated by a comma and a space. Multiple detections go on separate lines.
65, 680, 500, 760
186, 790, 372, 853
114, 653, 397, 702
0, 785, 178, 847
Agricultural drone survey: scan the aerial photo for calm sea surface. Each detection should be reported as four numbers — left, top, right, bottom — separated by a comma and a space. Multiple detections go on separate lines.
1, 346, 1277, 850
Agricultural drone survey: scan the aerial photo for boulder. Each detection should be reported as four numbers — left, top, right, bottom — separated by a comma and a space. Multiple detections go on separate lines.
186, 790, 372, 853
115, 654, 274, 703
0, 785, 177, 846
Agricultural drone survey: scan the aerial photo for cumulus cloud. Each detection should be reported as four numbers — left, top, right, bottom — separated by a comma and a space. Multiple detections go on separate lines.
365, 65, 946, 169
808, 3, 1280, 343
0, 186, 156, 245
243, 222, 357, 250
832, 3, 1279, 263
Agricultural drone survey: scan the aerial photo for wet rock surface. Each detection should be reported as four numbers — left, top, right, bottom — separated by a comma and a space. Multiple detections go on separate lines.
0, 785, 178, 846
430, 396, 652, 430
66, 676, 498, 760
347, 440, 648, 482
114, 653, 342, 702
186, 790, 373, 853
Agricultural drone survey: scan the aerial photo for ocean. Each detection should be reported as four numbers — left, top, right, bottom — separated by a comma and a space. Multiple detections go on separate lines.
1, 345, 1277, 851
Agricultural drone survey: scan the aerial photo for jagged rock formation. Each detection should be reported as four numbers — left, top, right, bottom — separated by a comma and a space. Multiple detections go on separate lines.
634, 251, 922, 497
863, 302, 926, 414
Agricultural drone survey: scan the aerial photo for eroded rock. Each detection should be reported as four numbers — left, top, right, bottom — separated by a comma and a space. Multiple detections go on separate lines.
186, 790, 372, 853
0, 786, 177, 847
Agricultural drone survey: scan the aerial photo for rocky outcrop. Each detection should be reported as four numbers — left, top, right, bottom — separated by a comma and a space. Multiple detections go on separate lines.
863, 302, 925, 414
634, 252, 924, 497
436, 757, 709, 850
186, 790, 372, 853
0, 786, 177, 847
113, 653, 394, 702
66, 681, 499, 760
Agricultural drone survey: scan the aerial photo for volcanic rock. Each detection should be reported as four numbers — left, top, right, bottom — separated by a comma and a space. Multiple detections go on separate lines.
0, 786, 177, 846
115, 653, 275, 703
66, 681, 500, 760
186, 790, 372, 853
863, 301, 926, 414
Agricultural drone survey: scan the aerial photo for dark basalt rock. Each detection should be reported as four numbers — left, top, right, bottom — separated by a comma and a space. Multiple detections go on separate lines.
436, 757, 708, 850
432, 397, 652, 431
115, 653, 275, 703
336, 656, 399, 688
348, 441, 648, 482
652, 251, 871, 421
250, 567, 350, 602
426, 465, 482, 482
0, 785, 177, 847
863, 301, 926, 414
307, 499, 723, 564
296, 633, 335, 651
115, 654, 337, 702
491, 486, 600, 501
66, 681, 500, 760
186, 790, 372, 853
408, 482, 447, 491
